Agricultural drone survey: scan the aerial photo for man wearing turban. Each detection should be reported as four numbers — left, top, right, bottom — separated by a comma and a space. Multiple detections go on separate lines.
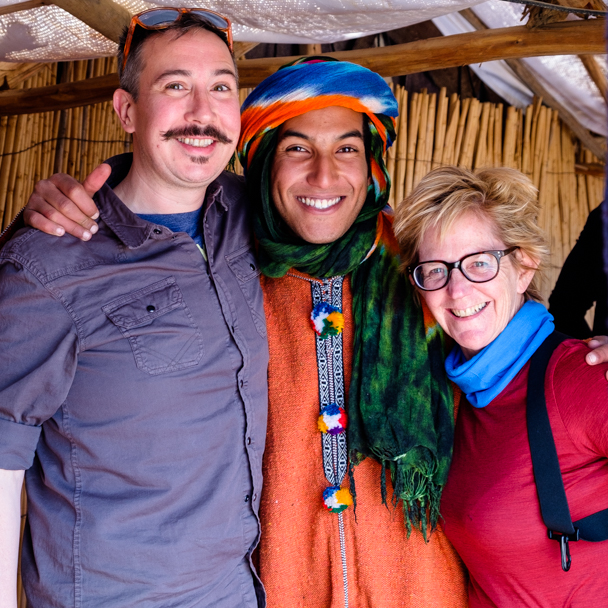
16, 58, 467, 606
236, 57, 465, 607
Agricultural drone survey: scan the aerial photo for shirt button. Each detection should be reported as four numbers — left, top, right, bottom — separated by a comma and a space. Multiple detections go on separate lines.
249, 263, 256, 271
253, 494, 257, 501
244, 495, 250, 502
239, 379, 244, 388
247, 437, 251, 445
153, 228, 162, 234
146, 305, 156, 313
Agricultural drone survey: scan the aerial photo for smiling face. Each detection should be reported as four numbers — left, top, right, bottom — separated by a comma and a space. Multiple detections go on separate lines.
114, 28, 240, 197
270, 106, 370, 244
417, 211, 535, 359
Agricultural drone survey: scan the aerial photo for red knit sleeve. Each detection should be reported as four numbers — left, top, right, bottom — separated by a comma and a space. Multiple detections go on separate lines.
548, 340, 608, 457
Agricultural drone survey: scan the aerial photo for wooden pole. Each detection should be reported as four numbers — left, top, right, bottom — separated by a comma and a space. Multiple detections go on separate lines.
474, 102, 490, 169
431, 87, 448, 170
579, 54, 608, 103
405, 92, 420, 196
0, 115, 18, 229
442, 94, 460, 166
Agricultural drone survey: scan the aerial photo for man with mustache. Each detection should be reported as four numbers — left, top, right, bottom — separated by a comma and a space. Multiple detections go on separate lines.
0, 10, 268, 608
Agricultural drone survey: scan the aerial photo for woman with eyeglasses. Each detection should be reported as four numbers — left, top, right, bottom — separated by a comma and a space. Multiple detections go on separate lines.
394, 166, 608, 607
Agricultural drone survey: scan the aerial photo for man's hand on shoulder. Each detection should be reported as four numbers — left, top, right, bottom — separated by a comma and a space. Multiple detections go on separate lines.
25, 163, 110, 241
585, 335, 608, 379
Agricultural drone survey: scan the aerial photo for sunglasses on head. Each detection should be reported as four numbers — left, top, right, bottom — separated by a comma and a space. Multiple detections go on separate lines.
122, 7, 233, 71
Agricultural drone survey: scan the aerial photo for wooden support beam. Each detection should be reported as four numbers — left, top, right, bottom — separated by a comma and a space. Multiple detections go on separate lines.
0, 73, 119, 115
0, 19, 604, 116
233, 42, 260, 61
300, 44, 323, 56
236, 19, 606, 86
459, 9, 606, 160
579, 54, 608, 103
52, 0, 132, 43
0, 62, 47, 89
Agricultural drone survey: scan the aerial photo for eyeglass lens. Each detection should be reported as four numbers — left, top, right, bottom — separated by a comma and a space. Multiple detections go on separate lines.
139, 9, 181, 27
139, 9, 229, 30
414, 252, 499, 290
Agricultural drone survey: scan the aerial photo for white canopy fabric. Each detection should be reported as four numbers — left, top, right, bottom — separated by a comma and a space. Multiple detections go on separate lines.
0, 0, 605, 136
0, 0, 486, 60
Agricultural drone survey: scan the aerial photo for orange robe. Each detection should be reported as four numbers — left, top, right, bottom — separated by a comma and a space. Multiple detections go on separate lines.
259, 270, 468, 608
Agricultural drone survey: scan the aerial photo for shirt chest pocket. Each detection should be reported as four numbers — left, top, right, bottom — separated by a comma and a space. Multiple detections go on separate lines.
102, 277, 203, 375
225, 247, 266, 339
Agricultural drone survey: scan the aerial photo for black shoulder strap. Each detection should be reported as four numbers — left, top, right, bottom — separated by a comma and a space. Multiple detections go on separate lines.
527, 330, 608, 572
527, 331, 574, 535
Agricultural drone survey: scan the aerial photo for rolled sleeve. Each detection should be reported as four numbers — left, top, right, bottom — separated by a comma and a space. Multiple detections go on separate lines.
0, 258, 79, 469
0, 418, 41, 469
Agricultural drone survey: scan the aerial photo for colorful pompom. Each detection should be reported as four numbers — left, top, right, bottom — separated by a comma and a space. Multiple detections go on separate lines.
317, 403, 347, 435
310, 302, 344, 339
322, 486, 353, 514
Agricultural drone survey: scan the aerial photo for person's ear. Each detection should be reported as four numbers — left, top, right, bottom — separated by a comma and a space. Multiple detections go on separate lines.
113, 89, 136, 134
514, 249, 537, 295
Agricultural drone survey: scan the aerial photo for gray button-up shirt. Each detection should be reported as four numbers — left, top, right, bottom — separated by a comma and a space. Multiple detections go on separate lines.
0, 154, 269, 607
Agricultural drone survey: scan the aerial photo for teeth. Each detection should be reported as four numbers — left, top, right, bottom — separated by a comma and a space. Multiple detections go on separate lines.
452, 302, 487, 318
297, 196, 341, 210
177, 137, 214, 148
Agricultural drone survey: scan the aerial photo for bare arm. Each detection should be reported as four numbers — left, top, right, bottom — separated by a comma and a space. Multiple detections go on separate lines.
0, 469, 24, 608
24, 163, 111, 241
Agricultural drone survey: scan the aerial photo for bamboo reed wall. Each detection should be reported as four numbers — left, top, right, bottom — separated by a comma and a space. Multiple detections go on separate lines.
0, 57, 131, 234
4, 69, 606, 608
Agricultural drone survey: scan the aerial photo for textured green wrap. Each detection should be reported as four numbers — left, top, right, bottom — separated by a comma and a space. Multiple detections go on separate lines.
348, 238, 454, 538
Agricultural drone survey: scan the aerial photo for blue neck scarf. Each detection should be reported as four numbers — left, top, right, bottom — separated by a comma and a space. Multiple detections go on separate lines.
445, 300, 555, 408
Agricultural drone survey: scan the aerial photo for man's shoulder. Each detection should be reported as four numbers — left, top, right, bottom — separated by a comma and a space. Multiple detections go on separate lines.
0, 224, 114, 284
216, 171, 248, 207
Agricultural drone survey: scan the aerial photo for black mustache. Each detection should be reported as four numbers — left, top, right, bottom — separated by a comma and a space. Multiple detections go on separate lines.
162, 125, 233, 145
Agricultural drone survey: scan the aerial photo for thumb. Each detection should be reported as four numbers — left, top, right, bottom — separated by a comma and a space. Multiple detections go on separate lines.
82, 163, 111, 199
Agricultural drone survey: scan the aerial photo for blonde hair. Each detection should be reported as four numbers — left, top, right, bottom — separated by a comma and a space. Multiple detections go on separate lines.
393, 166, 549, 302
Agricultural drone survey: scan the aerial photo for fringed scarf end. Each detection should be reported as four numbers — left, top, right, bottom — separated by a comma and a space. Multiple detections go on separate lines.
392, 461, 442, 542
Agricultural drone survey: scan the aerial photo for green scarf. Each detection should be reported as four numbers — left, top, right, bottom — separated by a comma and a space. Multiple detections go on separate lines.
348, 235, 454, 538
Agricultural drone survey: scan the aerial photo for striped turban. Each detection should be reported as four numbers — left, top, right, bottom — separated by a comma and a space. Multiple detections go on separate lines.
236, 57, 398, 279
238, 57, 398, 208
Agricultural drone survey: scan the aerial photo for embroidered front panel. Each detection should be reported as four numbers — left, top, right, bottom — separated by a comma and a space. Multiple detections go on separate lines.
311, 277, 348, 488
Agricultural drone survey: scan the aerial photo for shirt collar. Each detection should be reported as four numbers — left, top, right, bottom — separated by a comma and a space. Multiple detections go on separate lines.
95, 153, 228, 249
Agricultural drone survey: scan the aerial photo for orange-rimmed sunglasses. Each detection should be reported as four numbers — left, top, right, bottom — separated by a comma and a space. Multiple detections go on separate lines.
122, 7, 233, 71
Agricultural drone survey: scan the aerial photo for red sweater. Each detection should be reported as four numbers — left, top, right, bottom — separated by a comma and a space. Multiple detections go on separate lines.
441, 340, 608, 607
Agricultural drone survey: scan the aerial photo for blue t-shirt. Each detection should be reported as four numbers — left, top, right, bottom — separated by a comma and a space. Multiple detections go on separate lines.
138, 207, 203, 248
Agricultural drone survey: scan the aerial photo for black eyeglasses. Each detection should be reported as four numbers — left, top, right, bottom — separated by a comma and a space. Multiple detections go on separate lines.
409, 247, 519, 291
